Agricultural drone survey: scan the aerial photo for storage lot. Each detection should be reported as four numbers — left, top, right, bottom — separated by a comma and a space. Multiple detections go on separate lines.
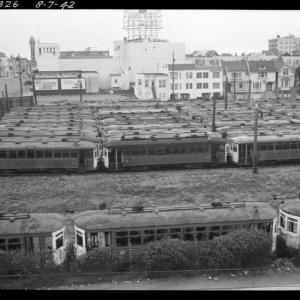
1, 165, 300, 213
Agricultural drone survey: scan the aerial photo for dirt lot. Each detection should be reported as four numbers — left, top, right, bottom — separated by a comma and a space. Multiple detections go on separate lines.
1, 165, 300, 213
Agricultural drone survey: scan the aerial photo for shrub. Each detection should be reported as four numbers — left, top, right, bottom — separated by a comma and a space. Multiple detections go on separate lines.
275, 235, 298, 258
71, 248, 131, 273
141, 238, 192, 271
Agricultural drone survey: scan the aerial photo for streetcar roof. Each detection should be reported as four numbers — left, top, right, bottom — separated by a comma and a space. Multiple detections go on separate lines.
74, 202, 276, 230
230, 134, 300, 144
280, 200, 300, 217
0, 213, 65, 235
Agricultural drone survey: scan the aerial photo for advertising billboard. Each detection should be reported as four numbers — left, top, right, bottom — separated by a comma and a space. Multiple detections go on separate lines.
34, 79, 59, 91
61, 78, 85, 90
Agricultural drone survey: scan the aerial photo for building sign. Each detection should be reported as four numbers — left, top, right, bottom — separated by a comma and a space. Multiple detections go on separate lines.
61, 78, 85, 90
35, 71, 81, 79
34, 79, 58, 90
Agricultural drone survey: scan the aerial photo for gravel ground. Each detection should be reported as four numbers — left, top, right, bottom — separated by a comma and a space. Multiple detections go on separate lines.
1, 165, 300, 213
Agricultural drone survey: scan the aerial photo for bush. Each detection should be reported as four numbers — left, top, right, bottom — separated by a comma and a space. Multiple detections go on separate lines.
141, 238, 192, 271
0, 250, 58, 275
275, 235, 298, 258
70, 248, 131, 273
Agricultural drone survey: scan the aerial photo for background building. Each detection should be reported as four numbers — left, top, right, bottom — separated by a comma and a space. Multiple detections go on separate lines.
268, 34, 300, 55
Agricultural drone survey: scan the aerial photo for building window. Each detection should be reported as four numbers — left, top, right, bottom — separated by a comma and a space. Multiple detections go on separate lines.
258, 72, 267, 78
171, 72, 178, 79
283, 68, 289, 75
203, 83, 209, 89
203, 72, 209, 78
186, 83, 189, 89
186, 72, 192, 79
197, 83, 202, 89
114, 79, 118, 84
213, 82, 220, 89
253, 82, 261, 89
190, 83, 193, 89
159, 80, 166, 88
138, 79, 142, 86
197, 72, 202, 78
175, 83, 178, 90
213, 72, 220, 78
287, 217, 298, 234
145, 80, 149, 87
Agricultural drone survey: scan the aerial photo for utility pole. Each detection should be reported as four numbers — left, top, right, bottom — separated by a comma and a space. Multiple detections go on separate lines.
18, 55, 23, 97
172, 51, 175, 100
212, 96, 216, 132
32, 72, 37, 106
233, 72, 236, 101
79, 71, 83, 103
225, 77, 228, 110
248, 79, 252, 101
4, 84, 9, 113
253, 103, 258, 174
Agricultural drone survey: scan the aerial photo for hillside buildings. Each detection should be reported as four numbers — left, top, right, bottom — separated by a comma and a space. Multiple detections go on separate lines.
268, 34, 300, 55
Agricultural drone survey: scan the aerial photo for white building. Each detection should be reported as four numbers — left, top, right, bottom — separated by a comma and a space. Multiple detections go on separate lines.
269, 34, 300, 55
113, 38, 186, 89
134, 73, 169, 100
168, 64, 223, 100
35, 41, 120, 90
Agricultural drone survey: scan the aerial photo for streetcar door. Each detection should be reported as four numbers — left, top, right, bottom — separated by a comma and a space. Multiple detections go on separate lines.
74, 226, 86, 257
211, 144, 218, 163
52, 226, 66, 265
271, 217, 277, 253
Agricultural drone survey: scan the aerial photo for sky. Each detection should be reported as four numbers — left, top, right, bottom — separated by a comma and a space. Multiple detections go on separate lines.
1, 9, 300, 58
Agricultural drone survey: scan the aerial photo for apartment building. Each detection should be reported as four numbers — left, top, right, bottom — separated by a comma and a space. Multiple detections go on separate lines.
268, 34, 300, 55
168, 64, 223, 100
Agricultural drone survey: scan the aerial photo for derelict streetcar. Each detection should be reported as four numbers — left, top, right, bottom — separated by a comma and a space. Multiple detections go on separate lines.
73, 202, 276, 257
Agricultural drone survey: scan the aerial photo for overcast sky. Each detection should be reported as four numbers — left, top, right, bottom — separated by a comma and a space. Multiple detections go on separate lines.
1, 9, 300, 58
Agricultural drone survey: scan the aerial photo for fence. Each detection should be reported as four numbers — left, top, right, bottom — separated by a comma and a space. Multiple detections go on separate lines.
0, 96, 35, 119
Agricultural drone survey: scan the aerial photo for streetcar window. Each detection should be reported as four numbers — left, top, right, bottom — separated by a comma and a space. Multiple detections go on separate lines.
0, 239, 5, 251
280, 214, 286, 229
156, 229, 168, 234
130, 236, 142, 246
232, 144, 238, 152
143, 235, 155, 244
267, 144, 274, 151
179, 146, 187, 153
54, 150, 61, 158
89, 232, 99, 248
116, 237, 128, 247
36, 150, 44, 158
165, 147, 171, 154
148, 148, 155, 155
143, 230, 155, 235
275, 143, 282, 150
183, 227, 194, 232
189, 145, 197, 153
196, 227, 206, 231
27, 150, 35, 159
70, 151, 77, 158
45, 150, 53, 158
130, 231, 141, 236
210, 226, 220, 231
139, 148, 146, 155
123, 149, 130, 155
0, 151, 6, 158
55, 236, 64, 249
259, 144, 267, 151
156, 148, 165, 155
172, 146, 180, 154
116, 231, 128, 237
287, 218, 298, 234
7, 238, 21, 251
170, 228, 182, 239
131, 149, 138, 155
209, 232, 220, 240
196, 232, 207, 241
18, 150, 25, 158
62, 150, 69, 158
221, 225, 233, 230
76, 233, 83, 247
291, 143, 298, 149
282, 143, 290, 150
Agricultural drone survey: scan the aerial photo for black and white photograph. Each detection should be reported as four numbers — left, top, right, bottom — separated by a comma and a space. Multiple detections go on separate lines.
1, 7, 300, 290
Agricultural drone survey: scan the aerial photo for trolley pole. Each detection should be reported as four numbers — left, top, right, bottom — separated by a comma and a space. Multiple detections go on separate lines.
253, 103, 258, 174
212, 96, 216, 132
172, 51, 175, 100
248, 79, 252, 101
18, 55, 23, 97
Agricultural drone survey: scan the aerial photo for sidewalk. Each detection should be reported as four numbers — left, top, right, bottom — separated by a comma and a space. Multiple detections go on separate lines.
47, 268, 300, 290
